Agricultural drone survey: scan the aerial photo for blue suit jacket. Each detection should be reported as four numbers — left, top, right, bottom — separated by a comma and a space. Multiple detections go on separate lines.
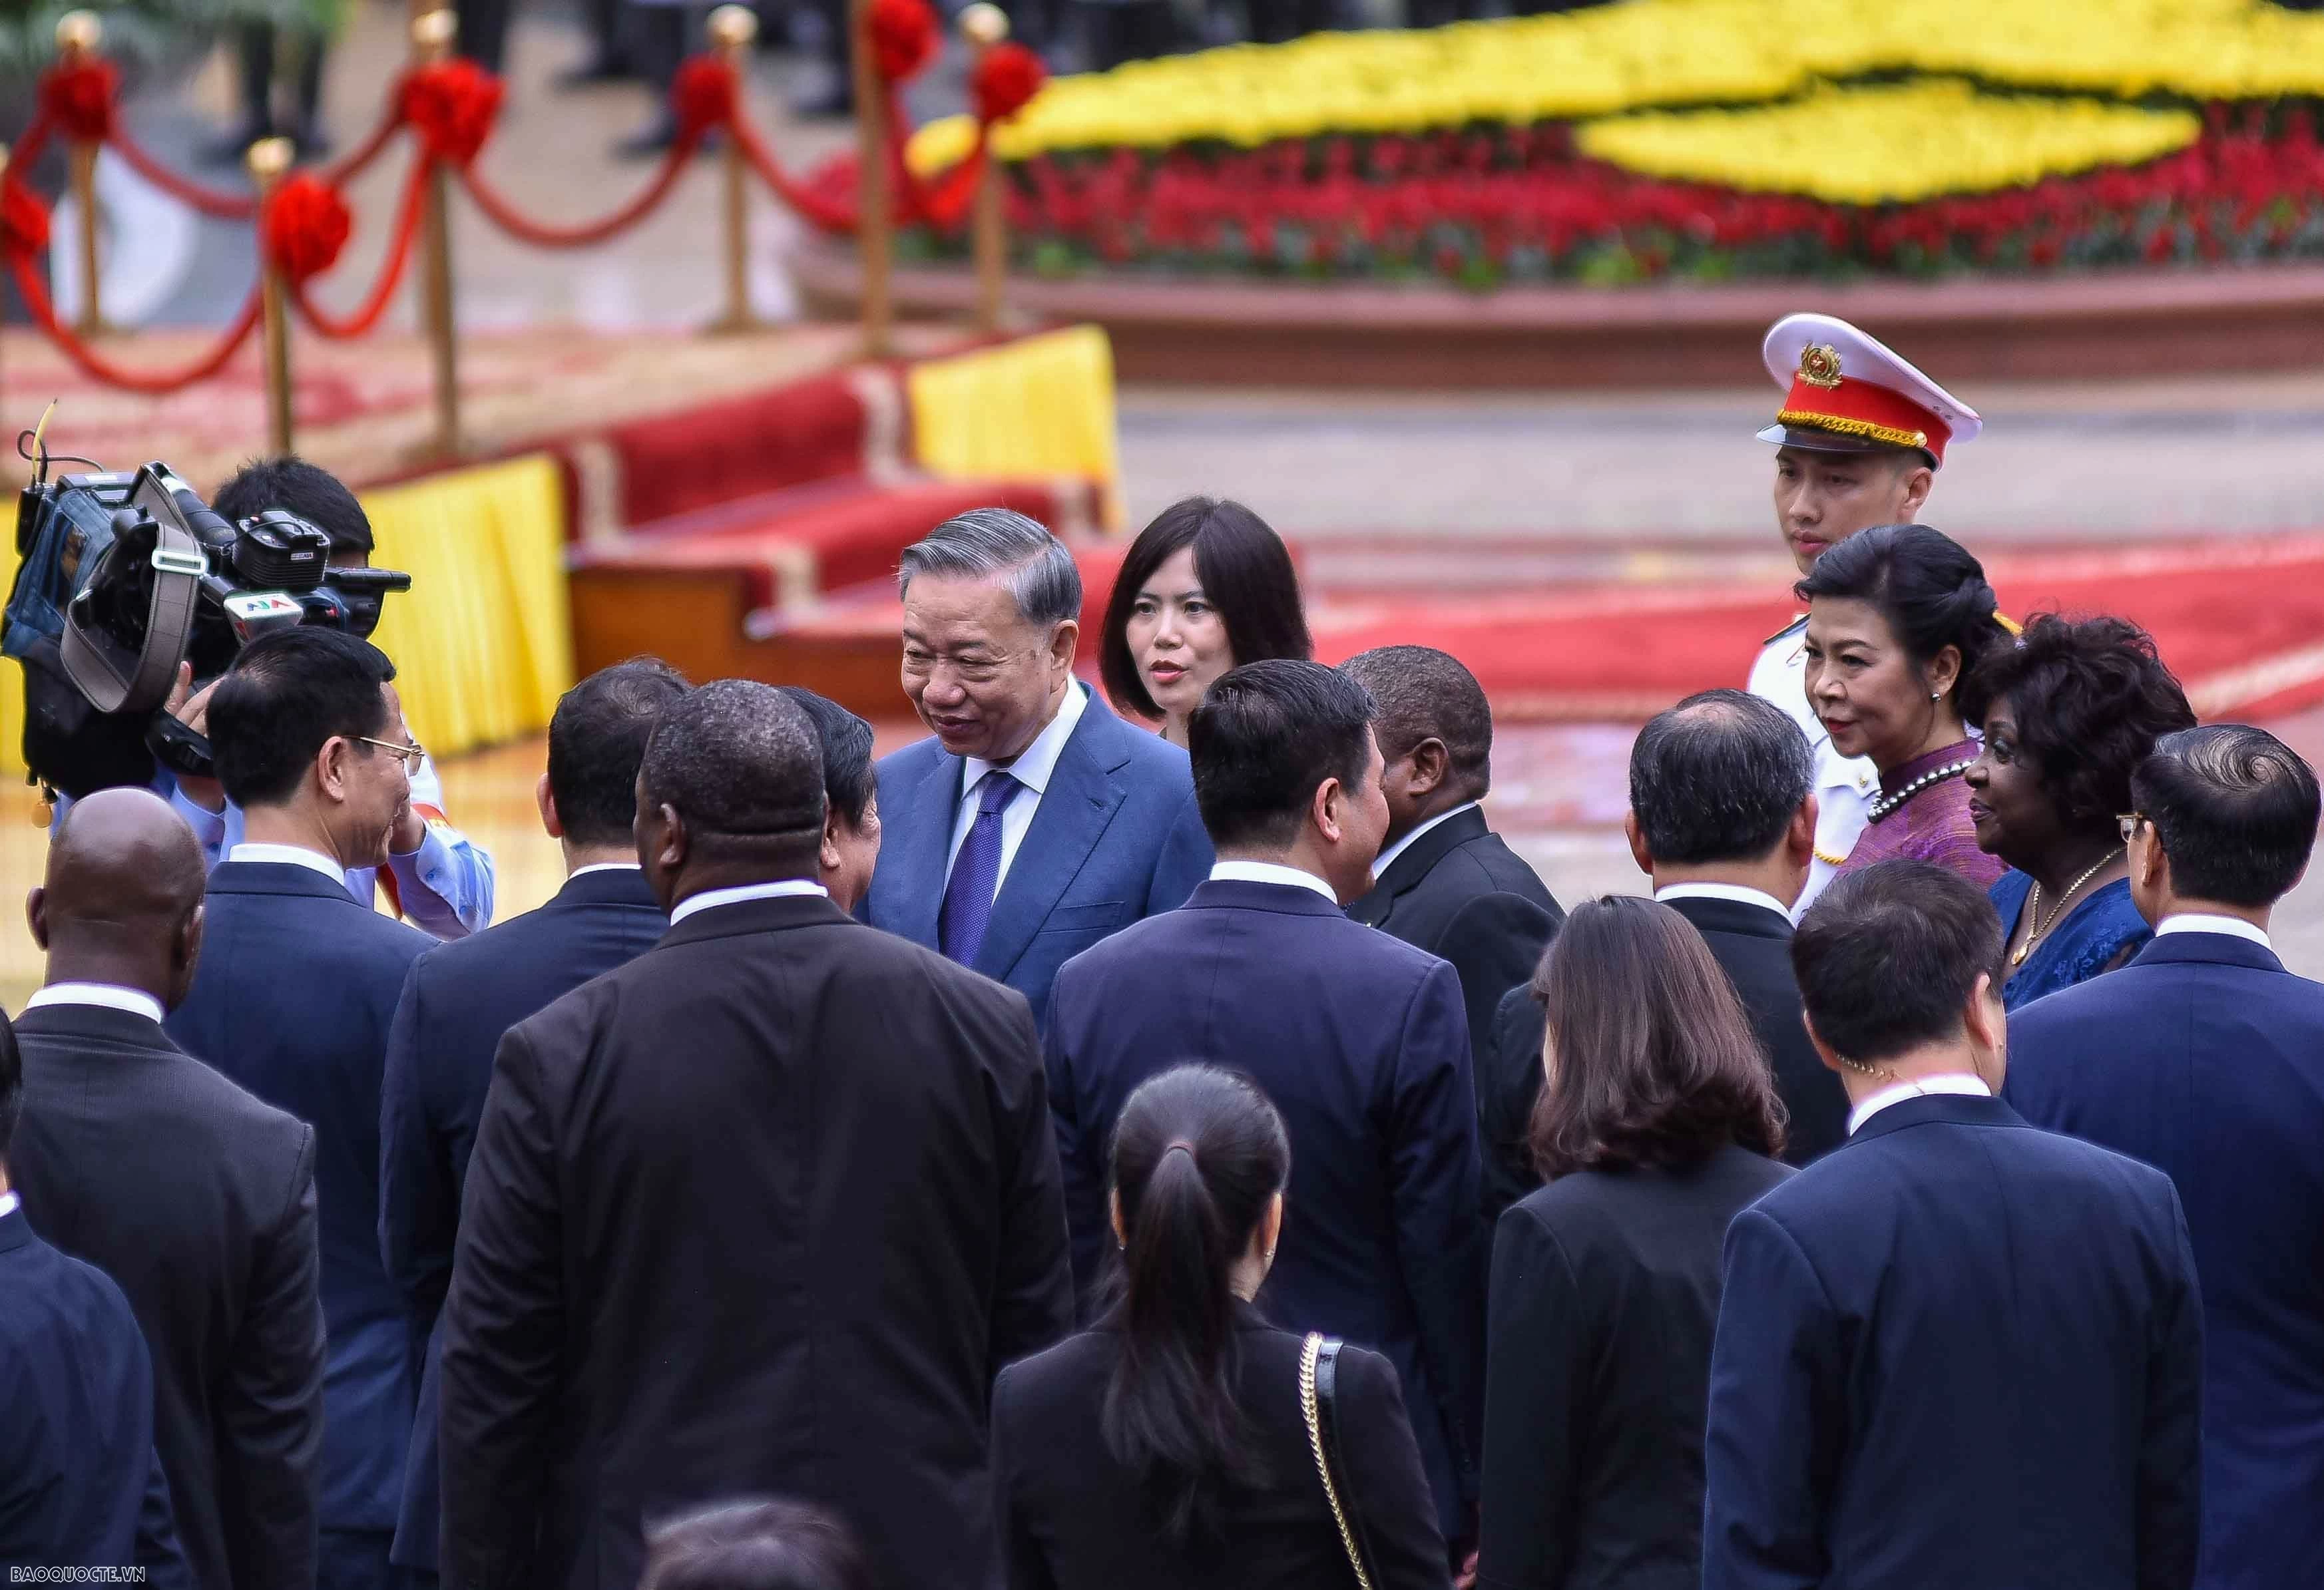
0, 1208, 188, 1583
863, 689, 1212, 1026
1702, 1093, 2204, 1590
379, 865, 669, 1571
1044, 879, 1488, 1543
168, 861, 435, 1538
2008, 930, 2324, 1590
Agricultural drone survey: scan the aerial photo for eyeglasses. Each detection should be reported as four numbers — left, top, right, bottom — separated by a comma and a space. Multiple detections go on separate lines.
357, 735, 425, 769
2117, 813, 2147, 844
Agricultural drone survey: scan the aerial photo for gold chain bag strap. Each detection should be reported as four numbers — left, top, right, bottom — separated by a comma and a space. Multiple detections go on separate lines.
1300, 1332, 1377, 1590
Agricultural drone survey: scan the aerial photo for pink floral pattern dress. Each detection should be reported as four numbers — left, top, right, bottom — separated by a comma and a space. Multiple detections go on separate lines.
1831, 739, 2006, 890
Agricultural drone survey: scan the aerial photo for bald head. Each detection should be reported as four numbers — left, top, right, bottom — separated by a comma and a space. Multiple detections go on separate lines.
31, 788, 209, 1008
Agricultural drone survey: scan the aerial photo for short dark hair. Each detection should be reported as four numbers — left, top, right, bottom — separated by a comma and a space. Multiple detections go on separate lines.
212, 456, 374, 554
1958, 614, 2195, 833
777, 686, 876, 829
1337, 646, 1493, 800
640, 1499, 871, 1590
208, 628, 397, 808
1630, 689, 1813, 865
1792, 523, 2010, 711
1528, 896, 1784, 1177
1189, 660, 1375, 852
1099, 498, 1311, 720
0, 1009, 21, 1165
548, 659, 690, 847
2133, 725, 2321, 907
640, 680, 825, 867
1792, 859, 2006, 1064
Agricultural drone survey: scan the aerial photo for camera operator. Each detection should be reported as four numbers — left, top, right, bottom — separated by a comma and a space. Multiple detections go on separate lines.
160, 459, 496, 940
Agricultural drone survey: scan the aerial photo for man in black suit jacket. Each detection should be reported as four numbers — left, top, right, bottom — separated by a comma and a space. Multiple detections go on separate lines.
439, 681, 1072, 1590
379, 660, 688, 1581
1342, 646, 1563, 1064
1702, 861, 2204, 1590
13, 789, 323, 1590
1483, 690, 1848, 1216
1046, 660, 1487, 1554
165, 628, 437, 1590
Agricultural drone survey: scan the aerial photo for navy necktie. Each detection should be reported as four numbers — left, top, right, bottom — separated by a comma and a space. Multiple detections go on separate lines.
939, 769, 1024, 965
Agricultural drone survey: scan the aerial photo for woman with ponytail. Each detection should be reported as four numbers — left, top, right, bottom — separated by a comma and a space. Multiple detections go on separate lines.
991, 1064, 1449, 1589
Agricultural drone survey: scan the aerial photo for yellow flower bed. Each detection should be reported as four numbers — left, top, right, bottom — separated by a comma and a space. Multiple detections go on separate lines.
1575, 81, 2203, 205
907, 0, 2324, 180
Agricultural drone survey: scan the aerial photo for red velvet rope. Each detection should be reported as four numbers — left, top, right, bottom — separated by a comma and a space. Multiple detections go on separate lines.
290, 157, 432, 339
9, 248, 262, 392
733, 114, 861, 233
458, 131, 702, 246
106, 134, 260, 220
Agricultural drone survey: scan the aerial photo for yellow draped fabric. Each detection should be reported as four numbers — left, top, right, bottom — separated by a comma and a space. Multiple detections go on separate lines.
1, 500, 21, 783
0, 453, 572, 778
905, 325, 1126, 531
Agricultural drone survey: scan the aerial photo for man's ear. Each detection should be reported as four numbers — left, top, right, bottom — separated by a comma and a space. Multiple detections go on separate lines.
648, 803, 690, 875
1963, 970, 2005, 1054
1623, 810, 1654, 878
177, 903, 206, 984
316, 736, 353, 804
26, 886, 48, 953
1901, 463, 1935, 518
1405, 737, 1450, 800
536, 773, 564, 841
1786, 793, 1819, 866
1313, 776, 1346, 847
1049, 618, 1080, 674
820, 805, 845, 875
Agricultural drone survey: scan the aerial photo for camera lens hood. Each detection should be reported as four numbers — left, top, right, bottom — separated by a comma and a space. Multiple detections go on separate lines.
60, 510, 206, 715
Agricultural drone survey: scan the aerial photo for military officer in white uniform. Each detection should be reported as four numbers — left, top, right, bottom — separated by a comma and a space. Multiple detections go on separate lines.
1747, 312, 1983, 908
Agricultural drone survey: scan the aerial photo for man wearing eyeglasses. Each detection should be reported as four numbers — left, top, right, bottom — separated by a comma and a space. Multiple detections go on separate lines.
165, 624, 437, 1590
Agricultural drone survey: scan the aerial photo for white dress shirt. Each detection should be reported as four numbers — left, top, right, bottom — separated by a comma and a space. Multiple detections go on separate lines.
228, 841, 356, 894
25, 982, 167, 1026
1847, 1072, 1992, 1136
1371, 801, 1481, 883
2155, 912, 2274, 950
568, 863, 644, 881
668, 878, 829, 926
1209, 859, 1337, 903
1652, 881, 1793, 920
946, 679, 1090, 902
0, 1192, 17, 1221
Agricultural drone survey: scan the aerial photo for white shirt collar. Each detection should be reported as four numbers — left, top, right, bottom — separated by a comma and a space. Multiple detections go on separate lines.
2154, 913, 2273, 950
0, 1191, 17, 1221
961, 679, 1088, 801
567, 862, 642, 879
1209, 860, 1338, 903
1371, 801, 1481, 883
668, 878, 829, 926
1653, 882, 1793, 919
228, 842, 351, 889
25, 982, 166, 1026
1847, 1073, 1993, 1136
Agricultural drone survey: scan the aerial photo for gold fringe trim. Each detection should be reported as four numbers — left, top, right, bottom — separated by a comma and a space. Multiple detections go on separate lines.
1815, 846, 1853, 866
1776, 409, 1929, 452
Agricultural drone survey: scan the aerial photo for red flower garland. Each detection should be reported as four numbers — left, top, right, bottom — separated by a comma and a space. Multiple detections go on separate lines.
671, 55, 737, 141
39, 58, 118, 144
972, 43, 1045, 125
400, 60, 505, 166
263, 173, 353, 284
1, 180, 53, 256
869, 0, 939, 83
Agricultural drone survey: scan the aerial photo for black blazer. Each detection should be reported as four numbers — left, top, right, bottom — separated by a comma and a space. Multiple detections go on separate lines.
1479, 894, 1845, 1221
1046, 879, 1487, 1545
993, 1302, 1449, 1590
11, 1002, 324, 1590
0, 1206, 190, 1584
166, 860, 436, 1538
1350, 806, 1564, 1073
1478, 1144, 1791, 1590
379, 866, 668, 1573
438, 893, 1076, 1590
1702, 1093, 2204, 1590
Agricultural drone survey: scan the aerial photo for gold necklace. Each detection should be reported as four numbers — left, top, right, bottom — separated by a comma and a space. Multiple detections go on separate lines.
2012, 846, 2125, 968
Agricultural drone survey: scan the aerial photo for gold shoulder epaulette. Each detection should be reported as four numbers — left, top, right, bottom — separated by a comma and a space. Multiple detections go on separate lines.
1763, 614, 1808, 646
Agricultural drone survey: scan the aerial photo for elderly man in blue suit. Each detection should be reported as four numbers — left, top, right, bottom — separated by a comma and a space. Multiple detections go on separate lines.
167, 626, 435, 1590
864, 508, 1211, 1023
2010, 723, 2324, 1590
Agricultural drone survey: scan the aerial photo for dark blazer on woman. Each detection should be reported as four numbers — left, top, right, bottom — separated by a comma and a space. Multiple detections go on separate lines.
1479, 1143, 1791, 1590
992, 1300, 1449, 1590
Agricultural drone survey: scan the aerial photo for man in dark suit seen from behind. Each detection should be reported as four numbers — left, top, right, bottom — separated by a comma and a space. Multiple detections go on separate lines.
166, 626, 436, 1590
2008, 723, 2324, 1590
13, 789, 323, 1590
1483, 689, 1849, 1217
1342, 645, 1564, 1068
0, 1011, 191, 1583
379, 659, 690, 1583
439, 681, 1072, 1590
1045, 658, 1487, 1559
1702, 859, 2204, 1590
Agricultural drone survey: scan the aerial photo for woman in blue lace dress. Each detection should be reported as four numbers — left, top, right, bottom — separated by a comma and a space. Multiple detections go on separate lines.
1961, 614, 2197, 1010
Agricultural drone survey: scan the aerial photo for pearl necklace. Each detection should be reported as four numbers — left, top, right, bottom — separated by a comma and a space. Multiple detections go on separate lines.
2011, 846, 2125, 968
1865, 758, 1974, 823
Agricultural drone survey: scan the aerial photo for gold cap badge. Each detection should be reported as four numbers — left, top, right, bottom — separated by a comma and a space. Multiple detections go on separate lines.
1797, 343, 1843, 389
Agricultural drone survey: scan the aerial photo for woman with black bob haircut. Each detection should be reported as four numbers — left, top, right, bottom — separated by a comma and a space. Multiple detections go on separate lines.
1478, 896, 1791, 1590
1959, 614, 2196, 1008
1099, 498, 1313, 748
989, 1064, 1447, 1589
1793, 522, 2011, 887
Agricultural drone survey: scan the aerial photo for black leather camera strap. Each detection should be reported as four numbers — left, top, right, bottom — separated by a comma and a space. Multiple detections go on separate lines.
61, 512, 204, 715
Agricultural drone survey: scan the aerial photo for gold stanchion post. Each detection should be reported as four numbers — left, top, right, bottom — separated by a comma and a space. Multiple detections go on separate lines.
848, 0, 893, 356
413, 8, 463, 459
706, 5, 764, 335
248, 138, 296, 455
56, 12, 107, 339
958, 4, 1009, 335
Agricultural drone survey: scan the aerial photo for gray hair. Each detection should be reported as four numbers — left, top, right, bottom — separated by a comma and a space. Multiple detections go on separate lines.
896, 507, 1082, 629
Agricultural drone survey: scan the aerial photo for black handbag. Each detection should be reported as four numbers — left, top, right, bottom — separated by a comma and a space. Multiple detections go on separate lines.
1299, 1332, 1379, 1590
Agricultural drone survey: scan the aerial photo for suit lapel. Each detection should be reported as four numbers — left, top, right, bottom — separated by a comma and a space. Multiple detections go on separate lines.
1351, 806, 1490, 926
889, 748, 968, 947
975, 700, 1129, 982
